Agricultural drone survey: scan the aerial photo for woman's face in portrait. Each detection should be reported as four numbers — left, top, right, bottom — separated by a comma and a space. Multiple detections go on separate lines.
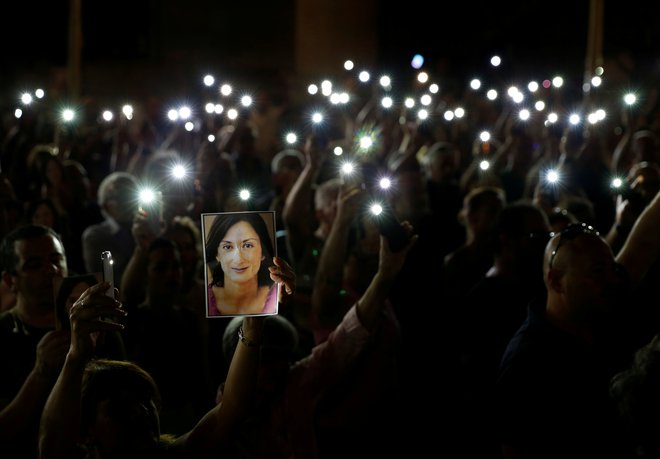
217, 220, 264, 284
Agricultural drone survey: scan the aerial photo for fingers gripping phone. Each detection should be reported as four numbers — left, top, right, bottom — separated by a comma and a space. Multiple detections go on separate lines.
101, 251, 114, 298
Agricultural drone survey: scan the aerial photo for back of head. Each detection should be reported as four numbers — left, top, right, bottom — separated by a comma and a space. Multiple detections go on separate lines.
494, 200, 549, 255
81, 359, 161, 432
97, 172, 139, 208
271, 149, 304, 174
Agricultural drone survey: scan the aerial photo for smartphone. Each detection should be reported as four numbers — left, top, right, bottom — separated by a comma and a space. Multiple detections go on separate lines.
369, 203, 409, 252
101, 251, 114, 298
138, 190, 164, 234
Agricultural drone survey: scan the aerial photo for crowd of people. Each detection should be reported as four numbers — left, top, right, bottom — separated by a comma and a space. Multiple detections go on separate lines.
3, 53, 660, 458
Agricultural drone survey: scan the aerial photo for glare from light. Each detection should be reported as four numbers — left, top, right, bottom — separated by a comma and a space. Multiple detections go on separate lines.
14, 108, 22, 119
624, 93, 637, 106
596, 109, 606, 121
454, 107, 465, 118
341, 162, 355, 175
62, 108, 75, 122
370, 203, 383, 216
21, 93, 32, 105
220, 84, 232, 96
595, 66, 604, 76
379, 75, 391, 88
35, 89, 45, 98
285, 132, 297, 144
611, 177, 623, 188
490, 55, 501, 67
333, 146, 343, 156
519, 109, 530, 120
470, 79, 481, 90
535, 101, 546, 111
546, 169, 559, 183
513, 92, 524, 104
587, 113, 599, 124
359, 71, 370, 82
416, 72, 428, 84
184, 121, 194, 131
411, 54, 424, 69
344, 60, 354, 70
528, 81, 539, 92
227, 108, 238, 120
479, 160, 490, 170
569, 114, 580, 125
552, 76, 564, 88
167, 109, 178, 121
239, 189, 250, 200
308, 84, 319, 95
381, 96, 393, 108
429, 83, 439, 94
507, 86, 519, 98
203, 75, 215, 86
139, 189, 155, 204
444, 110, 455, 121
330, 93, 341, 105
417, 109, 428, 120
487, 89, 498, 100
479, 131, 491, 142
205, 103, 215, 113
591, 76, 602, 87
178, 106, 191, 119
359, 136, 373, 150
102, 110, 113, 121
420, 94, 432, 106
547, 113, 558, 123
171, 164, 186, 179
240, 95, 252, 107
311, 112, 323, 124
379, 177, 391, 189
208, 134, 216, 142
339, 92, 350, 104
214, 104, 224, 114
404, 97, 415, 108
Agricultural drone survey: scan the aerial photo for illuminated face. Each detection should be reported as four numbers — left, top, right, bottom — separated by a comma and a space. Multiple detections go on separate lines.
217, 221, 264, 285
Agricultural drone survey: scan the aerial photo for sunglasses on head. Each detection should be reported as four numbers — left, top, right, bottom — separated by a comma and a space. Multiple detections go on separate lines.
548, 222, 599, 269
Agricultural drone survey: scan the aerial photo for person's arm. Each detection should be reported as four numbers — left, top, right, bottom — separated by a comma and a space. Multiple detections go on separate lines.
39, 282, 125, 459
169, 317, 263, 458
282, 135, 324, 264
616, 190, 660, 289
311, 186, 363, 337
0, 331, 69, 443
119, 210, 159, 304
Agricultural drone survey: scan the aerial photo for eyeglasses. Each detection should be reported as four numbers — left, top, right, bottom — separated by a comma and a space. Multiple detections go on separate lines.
548, 222, 600, 269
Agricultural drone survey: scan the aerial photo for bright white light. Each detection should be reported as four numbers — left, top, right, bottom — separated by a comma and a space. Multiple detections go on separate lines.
227, 108, 238, 120
479, 131, 491, 142
35, 89, 44, 98
470, 79, 481, 90
203, 75, 215, 86
102, 110, 113, 121
285, 132, 297, 144
490, 55, 501, 67
178, 106, 191, 119
444, 110, 455, 121
208, 134, 215, 142
321, 80, 333, 96
240, 95, 252, 107
547, 113, 558, 123
184, 121, 194, 131
311, 112, 323, 124
552, 76, 564, 88
308, 84, 319, 95
417, 109, 428, 120
479, 160, 490, 170
360, 136, 373, 150
528, 81, 539, 92
171, 164, 186, 179
487, 89, 498, 100
62, 109, 75, 122
358, 71, 370, 83
220, 84, 232, 96
591, 76, 602, 87
139, 189, 155, 203
122, 105, 133, 118
595, 66, 604, 76
596, 109, 606, 120
21, 93, 32, 105
339, 92, 350, 104
205, 103, 215, 113
214, 104, 224, 114
513, 92, 524, 104
379, 75, 391, 87
429, 83, 439, 94
624, 93, 637, 106
167, 109, 178, 121
416, 72, 429, 84
381, 96, 393, 108
330, 93, 341, 105
404, 97, 415, 108
379, 177, 391, 189
611, 177, 623, 188
239, 189, 250, 200
333, 146, 343, 156
344, 60, 354, 70
569, 114, 581, 125
535, 101, 546, 111
587, 113, 599, 124
420, 94, 432, 106
519, 109, 530, 120
341, 162, 355, 175
370, 203, 383, 216
546, 169, 559, 183
454, 107, 465, 118
14, 108, 22, 119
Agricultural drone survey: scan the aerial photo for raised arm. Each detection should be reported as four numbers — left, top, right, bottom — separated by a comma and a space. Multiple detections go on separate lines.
38, 282, 125, 459
616, 190, 660, 289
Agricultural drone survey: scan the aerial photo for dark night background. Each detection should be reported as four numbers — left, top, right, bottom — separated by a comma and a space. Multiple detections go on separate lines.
2, 1, 660, 104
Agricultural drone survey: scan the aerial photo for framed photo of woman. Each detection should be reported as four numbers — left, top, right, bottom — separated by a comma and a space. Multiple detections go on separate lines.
201, 210, 279, 317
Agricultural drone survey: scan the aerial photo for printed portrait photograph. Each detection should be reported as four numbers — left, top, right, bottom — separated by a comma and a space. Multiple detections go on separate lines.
201, 210, 279, 317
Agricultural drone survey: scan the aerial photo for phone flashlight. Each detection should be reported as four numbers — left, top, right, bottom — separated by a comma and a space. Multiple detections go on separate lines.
138, 189, 163, 234
101, 251, 114, 298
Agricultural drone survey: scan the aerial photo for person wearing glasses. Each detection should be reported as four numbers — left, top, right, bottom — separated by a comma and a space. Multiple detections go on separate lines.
494, 189, 660, 459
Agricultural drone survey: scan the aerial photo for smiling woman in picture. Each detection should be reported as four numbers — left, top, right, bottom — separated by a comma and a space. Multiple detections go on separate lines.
204, 212, 279, 316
